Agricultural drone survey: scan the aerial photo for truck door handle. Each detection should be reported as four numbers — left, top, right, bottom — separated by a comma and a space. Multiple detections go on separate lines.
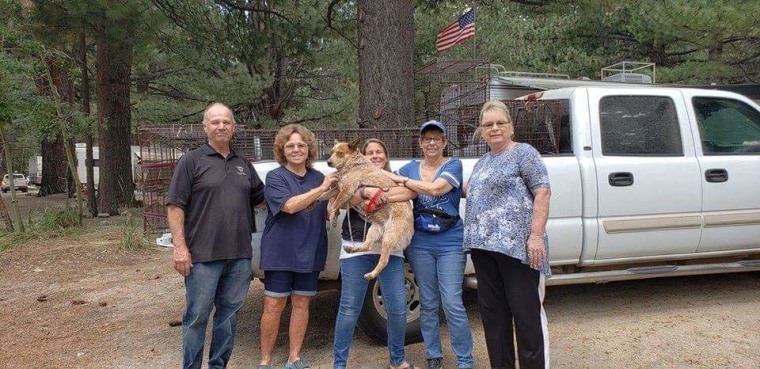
705, 168, 728, 183
608, 172, 634, 187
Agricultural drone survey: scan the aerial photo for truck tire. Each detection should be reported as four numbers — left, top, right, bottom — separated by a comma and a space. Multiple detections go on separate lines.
358, 261, 423, 345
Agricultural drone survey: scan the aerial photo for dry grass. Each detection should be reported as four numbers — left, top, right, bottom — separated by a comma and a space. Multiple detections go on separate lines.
120, 212, 153, 251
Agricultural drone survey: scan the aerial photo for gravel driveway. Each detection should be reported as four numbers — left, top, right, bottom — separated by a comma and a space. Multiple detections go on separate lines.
236, 272, 759, 369
1, 227, 757, 369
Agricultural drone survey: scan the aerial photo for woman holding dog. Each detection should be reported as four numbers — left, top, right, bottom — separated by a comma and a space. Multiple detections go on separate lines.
259, 124, 337, 369
464, 100, 551, 369
333, 138, 419, 369
388, 120, 475, 369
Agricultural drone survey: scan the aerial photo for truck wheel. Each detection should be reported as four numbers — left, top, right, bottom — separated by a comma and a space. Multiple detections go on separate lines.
358, 261, 423, 345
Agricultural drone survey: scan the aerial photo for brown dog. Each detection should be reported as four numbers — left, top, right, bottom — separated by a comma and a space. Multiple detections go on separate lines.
318, 139, 413, 280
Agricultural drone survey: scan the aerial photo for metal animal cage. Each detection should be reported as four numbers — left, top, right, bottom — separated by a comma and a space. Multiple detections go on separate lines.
415, 60, 569, 156
455, 99, 571, 156
415, 59, 491, 157
138, 126, 419, 234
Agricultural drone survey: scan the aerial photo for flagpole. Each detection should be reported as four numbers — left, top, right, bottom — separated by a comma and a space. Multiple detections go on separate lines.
472, 1, 477, 60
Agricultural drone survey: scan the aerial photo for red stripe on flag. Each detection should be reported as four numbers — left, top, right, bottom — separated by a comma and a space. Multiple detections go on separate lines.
436, 24, 475, 52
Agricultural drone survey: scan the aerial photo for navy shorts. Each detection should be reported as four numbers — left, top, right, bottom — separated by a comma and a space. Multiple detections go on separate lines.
263, 270, 320, 297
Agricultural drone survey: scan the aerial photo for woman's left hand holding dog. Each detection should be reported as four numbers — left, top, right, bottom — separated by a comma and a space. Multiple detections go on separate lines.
321, 173, 339, 192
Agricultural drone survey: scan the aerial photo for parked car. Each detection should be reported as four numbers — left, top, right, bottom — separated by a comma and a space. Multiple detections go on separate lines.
2, 173, 29, 193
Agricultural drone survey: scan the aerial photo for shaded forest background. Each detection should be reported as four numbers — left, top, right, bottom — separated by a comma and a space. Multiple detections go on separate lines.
1, 0, 758, 216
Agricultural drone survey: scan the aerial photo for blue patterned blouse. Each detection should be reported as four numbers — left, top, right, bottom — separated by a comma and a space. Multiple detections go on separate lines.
464, 143, 552, 277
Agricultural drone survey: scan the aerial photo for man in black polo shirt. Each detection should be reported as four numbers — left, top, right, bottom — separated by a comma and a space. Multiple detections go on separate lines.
167, 102, 264, 369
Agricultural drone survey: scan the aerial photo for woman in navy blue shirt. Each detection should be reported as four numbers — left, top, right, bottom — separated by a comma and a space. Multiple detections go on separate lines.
258, 124, 337, 369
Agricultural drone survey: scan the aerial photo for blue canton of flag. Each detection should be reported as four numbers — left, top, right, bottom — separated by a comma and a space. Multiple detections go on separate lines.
436, 8, 475, 53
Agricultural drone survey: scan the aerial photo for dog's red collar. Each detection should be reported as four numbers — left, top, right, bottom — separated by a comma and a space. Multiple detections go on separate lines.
364, 189, 385, 214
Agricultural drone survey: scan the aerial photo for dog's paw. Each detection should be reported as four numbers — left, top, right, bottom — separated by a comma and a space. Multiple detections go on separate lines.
343, 246, 359, 253
363, 272, 377, 281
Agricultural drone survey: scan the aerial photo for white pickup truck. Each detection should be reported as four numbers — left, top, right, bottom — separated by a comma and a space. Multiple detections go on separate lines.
164, 86, 760, 344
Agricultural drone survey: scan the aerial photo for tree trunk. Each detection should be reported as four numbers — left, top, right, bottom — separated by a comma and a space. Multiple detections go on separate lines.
95, 8, 136, 215
37, 58, 73, 196
357, 0, 415, 130
38, 137, 69, 196
646, 40, 668, 68
0, 193, 13, 232
79, 29, 98, 217
0, 123, 24, 232
261, 52, 304, 123
41, 52, 84, 221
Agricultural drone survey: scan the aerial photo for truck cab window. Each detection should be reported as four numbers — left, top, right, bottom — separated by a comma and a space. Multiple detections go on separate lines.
513, 99, 571, 155
692, 97, 760, 155
599, 96, 683, 156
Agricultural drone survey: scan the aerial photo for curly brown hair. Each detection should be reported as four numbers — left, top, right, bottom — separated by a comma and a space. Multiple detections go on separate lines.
273, 124, 318, 169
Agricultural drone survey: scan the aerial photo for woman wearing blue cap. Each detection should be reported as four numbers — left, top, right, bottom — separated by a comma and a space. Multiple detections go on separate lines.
387, 120, 475, 369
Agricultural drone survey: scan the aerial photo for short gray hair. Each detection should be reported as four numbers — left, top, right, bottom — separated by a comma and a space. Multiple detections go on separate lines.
202, 102, 237, 125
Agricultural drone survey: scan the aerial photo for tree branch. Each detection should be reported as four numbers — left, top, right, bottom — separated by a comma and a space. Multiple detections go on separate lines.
286, 106, 351, 125
147, 85, 206, 102
322, 0, 358, 49
166, 108, 206, 123
217, 0, 294, 25
326, 0, 343, 30
667, 47, 702, 57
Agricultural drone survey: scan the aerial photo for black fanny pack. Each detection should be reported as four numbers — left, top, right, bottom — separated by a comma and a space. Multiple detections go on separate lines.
414, 208, 460, 234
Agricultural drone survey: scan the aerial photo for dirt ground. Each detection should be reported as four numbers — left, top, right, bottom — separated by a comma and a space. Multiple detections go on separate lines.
0, 192, 758, 369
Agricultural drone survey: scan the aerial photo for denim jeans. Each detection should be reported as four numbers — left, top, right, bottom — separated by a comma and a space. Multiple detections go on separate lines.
183, 258, 252, 369
406, 247, 474, 368
333, 255, 407, 369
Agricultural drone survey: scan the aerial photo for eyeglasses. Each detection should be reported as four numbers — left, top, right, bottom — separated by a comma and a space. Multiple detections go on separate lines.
284, 143, 308, 151
480, 121, 511, 130
420, 137, 444, 144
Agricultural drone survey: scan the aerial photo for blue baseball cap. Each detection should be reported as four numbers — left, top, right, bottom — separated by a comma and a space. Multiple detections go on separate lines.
419, 120, 447, 135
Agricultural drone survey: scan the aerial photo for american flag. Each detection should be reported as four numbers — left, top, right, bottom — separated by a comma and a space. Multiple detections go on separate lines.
436, 8, 475, 53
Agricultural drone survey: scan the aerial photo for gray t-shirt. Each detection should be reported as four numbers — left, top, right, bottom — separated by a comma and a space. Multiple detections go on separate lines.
166, 144, 264, 263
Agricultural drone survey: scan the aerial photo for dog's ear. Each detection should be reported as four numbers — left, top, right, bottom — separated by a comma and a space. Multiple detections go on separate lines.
348, 138, 362, 151
334, 139, 340, 146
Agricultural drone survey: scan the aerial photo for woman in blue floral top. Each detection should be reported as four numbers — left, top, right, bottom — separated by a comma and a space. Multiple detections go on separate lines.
464, 101, 552, 369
